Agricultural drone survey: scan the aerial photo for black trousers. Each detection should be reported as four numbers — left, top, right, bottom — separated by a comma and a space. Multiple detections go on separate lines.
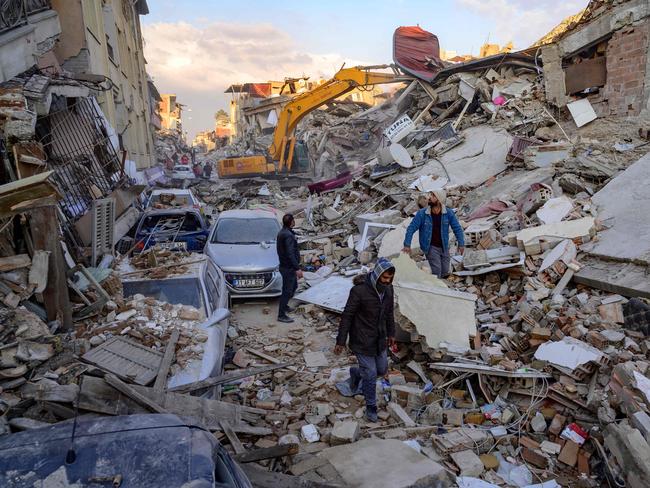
278, 268, 297, 317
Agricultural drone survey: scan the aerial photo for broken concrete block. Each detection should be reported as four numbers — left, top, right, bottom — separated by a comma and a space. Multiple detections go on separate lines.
330, 420, 360, 446
530, 412, 547, 433
450, 449, 484, 477
320, 438, 451, 488
303, 351, 328, 368
516, 217, 595, 255
323, 207, 342, 222
301, 424, 320, 443
631, 411, 650, 443
540, 440, 562, 455
387, 401, 415, 427
604, 422, 650, 488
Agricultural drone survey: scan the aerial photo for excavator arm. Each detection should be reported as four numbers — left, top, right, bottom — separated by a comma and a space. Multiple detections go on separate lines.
269, 65, 407, 171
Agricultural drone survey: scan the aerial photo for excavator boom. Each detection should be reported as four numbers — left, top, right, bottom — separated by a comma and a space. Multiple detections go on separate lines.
217, 64, 408, 179
270, 65, 408, 171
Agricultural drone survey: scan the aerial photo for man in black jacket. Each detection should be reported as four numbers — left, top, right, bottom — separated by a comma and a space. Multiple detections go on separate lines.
334, 258, 396, 422
276, 214, 302, 323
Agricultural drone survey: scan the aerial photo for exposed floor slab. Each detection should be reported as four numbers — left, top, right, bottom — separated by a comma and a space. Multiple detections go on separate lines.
583, 152, 650, 265
409, 126, 512, 189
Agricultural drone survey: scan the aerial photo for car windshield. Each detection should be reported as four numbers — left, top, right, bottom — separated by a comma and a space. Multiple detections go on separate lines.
212, 217, 279, 244
123, 277, 205, 316
140, 213, 202, 235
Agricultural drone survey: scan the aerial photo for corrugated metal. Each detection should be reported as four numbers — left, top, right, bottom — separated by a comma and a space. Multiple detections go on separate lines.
82, 336, 163, 386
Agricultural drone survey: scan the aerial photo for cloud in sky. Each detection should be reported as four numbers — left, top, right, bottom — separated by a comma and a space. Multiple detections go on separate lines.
143, 21, 368, 139
455, 0, 588, 48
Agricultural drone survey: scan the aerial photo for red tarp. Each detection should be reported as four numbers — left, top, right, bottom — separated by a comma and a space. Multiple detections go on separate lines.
393, 26, 444, 82
243, 83, 272, 98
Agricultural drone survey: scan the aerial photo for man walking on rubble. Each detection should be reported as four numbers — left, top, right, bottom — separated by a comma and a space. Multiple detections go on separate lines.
402, 189, 465, 278
334, 258, 396, 422
276, 214, 302, 323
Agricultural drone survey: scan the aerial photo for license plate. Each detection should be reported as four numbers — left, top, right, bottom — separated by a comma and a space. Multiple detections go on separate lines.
234, 278, 265, 288
158, 241, 187, 250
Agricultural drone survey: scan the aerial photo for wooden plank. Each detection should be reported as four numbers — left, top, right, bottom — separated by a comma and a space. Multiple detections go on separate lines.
21, 382, 79, 403
0, 172, 61, 219
246, 348, 299, 372
235, 443, 299, 463
168, 362, 292, 394
79, 375, 155, 416
221, 420, 245, 455
0, 254, 31, 272
154, 328, 180, 392
79, 376, 265, 429
29, 206, 72, 329
104, 373, 168, 414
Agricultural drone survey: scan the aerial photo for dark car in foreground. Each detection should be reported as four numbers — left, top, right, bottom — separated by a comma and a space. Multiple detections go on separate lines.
0, 414, 252, 487
134, 208, 210, 252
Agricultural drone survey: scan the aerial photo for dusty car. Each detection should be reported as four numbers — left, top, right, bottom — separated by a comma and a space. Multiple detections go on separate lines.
171, 164, 193, 180
134, 208, 209, 252
145, 188, 203, 210
0, 414, 252, 487
205, 209, 283, 298
121, 256, 230, 389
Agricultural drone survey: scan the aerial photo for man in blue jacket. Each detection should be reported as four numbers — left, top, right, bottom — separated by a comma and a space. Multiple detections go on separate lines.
402, 189, 465, 278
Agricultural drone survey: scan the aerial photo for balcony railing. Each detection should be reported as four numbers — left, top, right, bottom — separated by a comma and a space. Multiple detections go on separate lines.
0, 0, 51, 35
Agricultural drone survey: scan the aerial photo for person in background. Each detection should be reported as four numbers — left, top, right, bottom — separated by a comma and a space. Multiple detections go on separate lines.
402, 189, 465, 278
276, 214, 302, 323
334, 258, 396, 422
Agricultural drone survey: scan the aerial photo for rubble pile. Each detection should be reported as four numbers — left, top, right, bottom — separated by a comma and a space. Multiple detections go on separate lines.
153, 129, 191, 168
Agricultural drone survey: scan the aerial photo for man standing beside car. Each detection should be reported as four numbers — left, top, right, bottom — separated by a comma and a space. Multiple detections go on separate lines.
276, 214, 302, 323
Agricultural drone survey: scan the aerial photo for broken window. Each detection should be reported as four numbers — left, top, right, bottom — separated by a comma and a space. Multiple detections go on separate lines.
35, 96, 123, 243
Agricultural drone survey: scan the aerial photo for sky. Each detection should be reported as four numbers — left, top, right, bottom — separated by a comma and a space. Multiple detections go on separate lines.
141, 0, 589, 141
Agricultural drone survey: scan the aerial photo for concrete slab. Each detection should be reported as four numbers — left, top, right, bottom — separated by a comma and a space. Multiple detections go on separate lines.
460, 168, 555, 215
379, 218, 419, 258
393, 254, 477, 349
575, 258, 650, 299
515, 217, 595, 255
319, 438, 451, 488
294, 276, 354, 313
410, 126, 512, 189
584, 152, 650, 265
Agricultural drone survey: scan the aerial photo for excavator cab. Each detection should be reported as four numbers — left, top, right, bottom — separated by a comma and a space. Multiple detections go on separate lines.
287, 141, 310, 173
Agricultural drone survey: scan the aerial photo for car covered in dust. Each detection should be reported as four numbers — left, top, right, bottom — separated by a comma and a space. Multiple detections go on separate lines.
205, 209, 283, 298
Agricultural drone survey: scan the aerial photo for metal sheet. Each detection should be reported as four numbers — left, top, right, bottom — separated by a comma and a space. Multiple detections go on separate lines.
294, 275, 354, 313
82, 336, 163, 386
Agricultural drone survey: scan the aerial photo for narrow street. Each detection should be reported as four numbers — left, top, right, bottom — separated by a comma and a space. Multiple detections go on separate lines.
1, 0, 650, 487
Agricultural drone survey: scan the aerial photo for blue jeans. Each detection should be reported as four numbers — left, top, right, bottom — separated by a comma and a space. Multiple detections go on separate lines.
350, 350, 388, 408
426, 245, 450, 278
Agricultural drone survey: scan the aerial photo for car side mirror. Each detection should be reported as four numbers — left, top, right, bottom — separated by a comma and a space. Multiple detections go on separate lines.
208, 308, 230, 325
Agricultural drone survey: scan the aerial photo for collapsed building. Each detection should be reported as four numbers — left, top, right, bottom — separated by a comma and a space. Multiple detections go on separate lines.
1, 0, 650, 487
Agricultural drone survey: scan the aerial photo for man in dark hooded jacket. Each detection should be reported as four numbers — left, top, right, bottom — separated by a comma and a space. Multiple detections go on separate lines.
334, 258, 396, 422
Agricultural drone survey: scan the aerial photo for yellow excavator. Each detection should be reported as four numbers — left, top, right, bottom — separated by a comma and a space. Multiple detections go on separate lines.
217, 64, 407, 179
